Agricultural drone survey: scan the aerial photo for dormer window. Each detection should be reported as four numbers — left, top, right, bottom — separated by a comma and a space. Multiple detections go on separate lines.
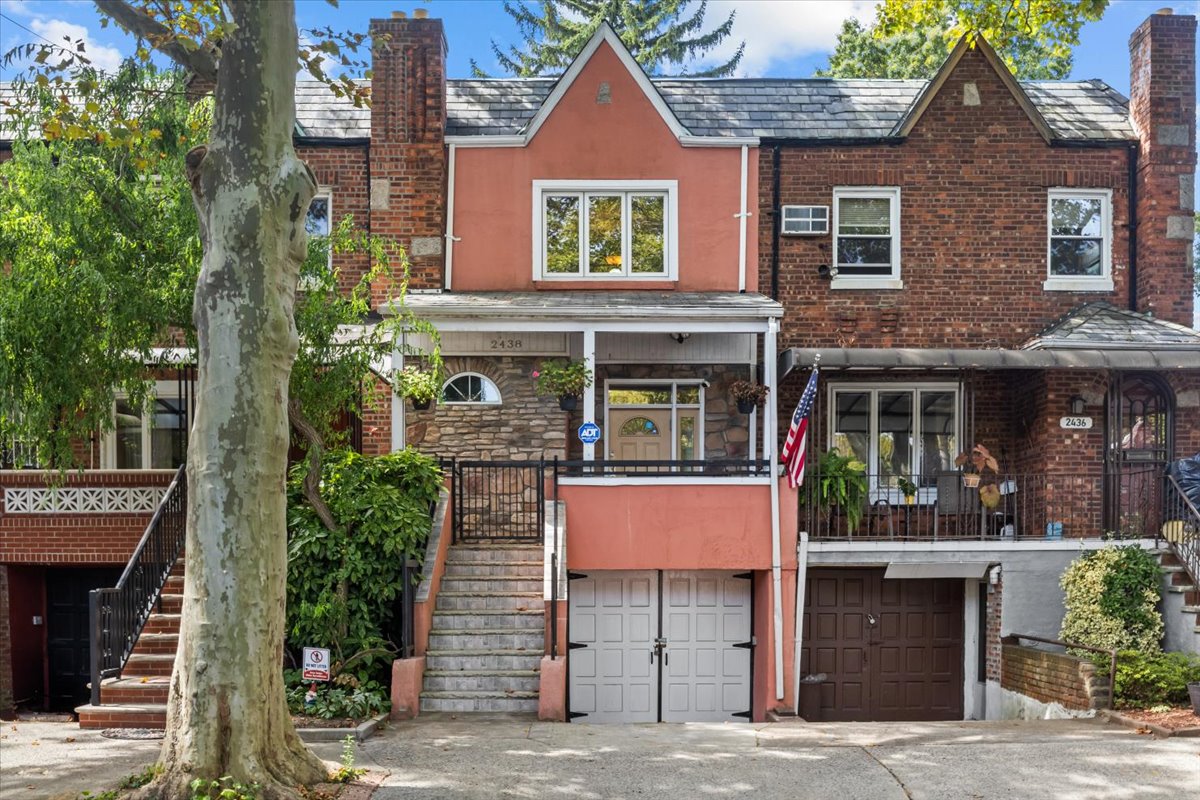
533, 180, 677, 280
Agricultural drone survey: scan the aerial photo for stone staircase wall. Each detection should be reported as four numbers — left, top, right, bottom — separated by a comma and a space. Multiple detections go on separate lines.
1160, 549, 1200, 655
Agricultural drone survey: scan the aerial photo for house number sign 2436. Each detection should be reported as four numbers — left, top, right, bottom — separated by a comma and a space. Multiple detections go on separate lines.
1060, 416, 1093, 430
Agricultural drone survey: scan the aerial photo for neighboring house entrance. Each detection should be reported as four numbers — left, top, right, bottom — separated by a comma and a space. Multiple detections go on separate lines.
568, 570, 752, 722
1106, 373, 1174, 537
802, 568, 964, 721
46, 567, 121, 711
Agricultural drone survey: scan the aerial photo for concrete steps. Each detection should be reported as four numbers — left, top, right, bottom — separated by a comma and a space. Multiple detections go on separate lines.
420, 543, 545, 713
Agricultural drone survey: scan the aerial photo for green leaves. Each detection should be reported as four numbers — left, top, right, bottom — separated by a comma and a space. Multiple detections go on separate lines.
1060, 545, 1164, 655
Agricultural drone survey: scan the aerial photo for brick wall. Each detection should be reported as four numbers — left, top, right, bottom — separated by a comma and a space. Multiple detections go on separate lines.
298, 143, 372, 295
1000, 641, 1108, 710
406, 356, 568, 460
0, 471, 172, 564
1130, 11, 1197, 326
0, 566, 12, 718
368, 15, 447, 296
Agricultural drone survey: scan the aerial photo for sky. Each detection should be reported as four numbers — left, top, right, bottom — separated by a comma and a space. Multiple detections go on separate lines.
1, 0, 1199, 95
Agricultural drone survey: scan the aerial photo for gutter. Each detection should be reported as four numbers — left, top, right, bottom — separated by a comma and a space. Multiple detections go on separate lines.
293, 136, 371, 148
770, 145, 781, 300
1128, 142, 1139, 313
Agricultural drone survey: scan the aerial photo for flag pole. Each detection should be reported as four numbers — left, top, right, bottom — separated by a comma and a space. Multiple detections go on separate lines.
791, 352, 819, 716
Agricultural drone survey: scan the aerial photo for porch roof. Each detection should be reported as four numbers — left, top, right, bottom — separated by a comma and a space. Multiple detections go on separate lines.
1022, 302, 1200, 350
781, 347, 1200, 373
389, 291, 784, 323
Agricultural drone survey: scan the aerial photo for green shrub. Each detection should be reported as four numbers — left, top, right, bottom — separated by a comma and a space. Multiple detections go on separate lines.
286, 448, 442, 683
1101, 650, 1200, 708
1059, 545, 1164, 654
286, 675, 391, 720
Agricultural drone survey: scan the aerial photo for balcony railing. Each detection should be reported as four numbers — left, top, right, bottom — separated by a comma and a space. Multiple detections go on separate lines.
800, 472, 1141, 541
556, 458, 771, 478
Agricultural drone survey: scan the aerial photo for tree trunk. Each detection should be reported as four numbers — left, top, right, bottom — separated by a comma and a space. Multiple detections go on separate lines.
151, 3, 324, 796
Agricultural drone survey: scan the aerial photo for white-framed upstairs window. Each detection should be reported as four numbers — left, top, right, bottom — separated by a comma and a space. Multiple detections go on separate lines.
832, 187, 902, 290
828, 383, 959, 501
1045, 188, 1113, 292
104, 382, 188, 470
533, 180, 678, 281
300, 190, 333, 288
441, 373, 502, 405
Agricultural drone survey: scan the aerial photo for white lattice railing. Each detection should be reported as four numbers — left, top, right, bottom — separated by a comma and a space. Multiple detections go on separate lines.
2, 486, 168, 514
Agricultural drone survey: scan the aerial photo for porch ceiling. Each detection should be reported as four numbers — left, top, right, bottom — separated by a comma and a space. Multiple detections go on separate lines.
387, 291, 784, 326
781, 346, 1200, 374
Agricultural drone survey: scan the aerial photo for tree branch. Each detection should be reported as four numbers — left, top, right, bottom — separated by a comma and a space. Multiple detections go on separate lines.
94, 0, 219, 81
287, 398, 338, 534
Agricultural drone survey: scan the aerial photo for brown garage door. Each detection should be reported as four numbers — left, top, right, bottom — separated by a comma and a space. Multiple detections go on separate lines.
801, 568, 964, 721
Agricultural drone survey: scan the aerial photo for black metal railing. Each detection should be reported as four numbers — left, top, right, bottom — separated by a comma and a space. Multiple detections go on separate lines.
800, 472, 1140, 541
89, 464, 187, 705
551, 458, 560, 661
453, 460, 546, 542
555, 458, 772, 478
397, 558, 419, 659
1162, 474, 1200, 587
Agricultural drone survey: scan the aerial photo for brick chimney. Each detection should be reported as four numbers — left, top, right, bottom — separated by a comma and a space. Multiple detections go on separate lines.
368, 11, 448, 293
1129, 8, 1197, 326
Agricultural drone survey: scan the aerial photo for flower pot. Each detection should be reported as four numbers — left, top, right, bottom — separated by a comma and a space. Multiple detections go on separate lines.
1189, 682, 1200, 716
411, 398, 431, 411
904, 495, 915, 506
558, 395, 578, 411
962, 473, 981, 488
736, 398, 756, 414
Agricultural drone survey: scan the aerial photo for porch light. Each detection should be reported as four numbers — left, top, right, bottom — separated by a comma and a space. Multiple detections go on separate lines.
1069, 395, 1086, 415
670, 333, 692, 344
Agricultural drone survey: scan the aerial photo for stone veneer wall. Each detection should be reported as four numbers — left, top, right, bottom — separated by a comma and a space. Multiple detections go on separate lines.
406, 356, 568, 461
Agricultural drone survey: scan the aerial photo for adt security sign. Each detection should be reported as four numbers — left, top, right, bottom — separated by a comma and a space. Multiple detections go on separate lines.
302, 647, 331, 682
577, 421, 601, 444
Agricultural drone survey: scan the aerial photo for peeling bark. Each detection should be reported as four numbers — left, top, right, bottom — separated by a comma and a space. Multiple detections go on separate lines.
139, 2, 325, 797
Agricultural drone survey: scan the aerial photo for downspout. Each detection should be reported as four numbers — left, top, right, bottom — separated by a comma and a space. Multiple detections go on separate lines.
767, 317, 785, 700
445, 143, 459, 291
1127, 142, 1139, 312
792, 530, 809, 715
770, 144, 782, 300
737, 144, 749, 293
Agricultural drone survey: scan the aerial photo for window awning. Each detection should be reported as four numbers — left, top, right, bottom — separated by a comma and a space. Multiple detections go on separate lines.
782, 347, 1200, 375
884, 562, 992, 580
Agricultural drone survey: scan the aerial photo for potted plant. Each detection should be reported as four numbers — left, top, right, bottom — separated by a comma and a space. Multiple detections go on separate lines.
814, 450, 869, 535
897, 477, 918, 505
955, 444, 1001, 509
396, 366, 441, 411
533, 359, 593, 411
730, 380, 769, 414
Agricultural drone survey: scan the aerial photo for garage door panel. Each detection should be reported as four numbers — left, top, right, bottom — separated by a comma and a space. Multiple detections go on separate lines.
667, 612, 690, 641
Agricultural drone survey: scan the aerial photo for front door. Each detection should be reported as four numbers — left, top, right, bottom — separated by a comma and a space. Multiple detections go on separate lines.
46, 567, 121, 711
608, 409, 672, 461
803, 568, 964, 721
568, 570, 752, 722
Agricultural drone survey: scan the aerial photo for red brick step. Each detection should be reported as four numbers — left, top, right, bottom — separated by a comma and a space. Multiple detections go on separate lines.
77, 703, 166, 730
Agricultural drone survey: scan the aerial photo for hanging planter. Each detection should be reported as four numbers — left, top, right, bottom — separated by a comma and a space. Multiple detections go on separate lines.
730, 380, 769, 415
558, 395, 578, 411
412, 398, 431, 411
533, 360, 593, 411
962, 473, 981, 488
396, 366, 441, 413
736, 397, 756, 414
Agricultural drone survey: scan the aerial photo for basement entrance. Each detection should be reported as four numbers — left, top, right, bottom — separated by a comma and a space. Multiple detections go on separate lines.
46, 567, 121, 711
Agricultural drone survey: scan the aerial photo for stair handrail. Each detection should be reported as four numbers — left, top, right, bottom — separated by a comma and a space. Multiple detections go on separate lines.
89, 463, 188, 705
1163, 473, 1200, 588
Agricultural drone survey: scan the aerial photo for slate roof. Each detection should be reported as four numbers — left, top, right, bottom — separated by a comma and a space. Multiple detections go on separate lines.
1024, 302, 1200, 350
1, 77, 1136, 144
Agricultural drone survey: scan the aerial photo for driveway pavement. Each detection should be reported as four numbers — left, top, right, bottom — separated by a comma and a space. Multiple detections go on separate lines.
2, 715, 1197, 800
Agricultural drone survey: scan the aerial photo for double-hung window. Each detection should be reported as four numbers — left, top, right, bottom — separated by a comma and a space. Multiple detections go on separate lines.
107, 384, 188, 469
832, 187, 901, 289
534, 181, 677, 280
1045, 188, 1112, 292
829, 384, 958, 498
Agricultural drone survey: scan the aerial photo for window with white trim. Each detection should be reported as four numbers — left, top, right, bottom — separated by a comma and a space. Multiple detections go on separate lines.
441, 373, 502, 405
829, 384, 958, 494
534, 181, 676, 280
106, 385, 188, 469
300, 191, 332, 287
1046, 188, 1112, 291
832, 187, 901, 288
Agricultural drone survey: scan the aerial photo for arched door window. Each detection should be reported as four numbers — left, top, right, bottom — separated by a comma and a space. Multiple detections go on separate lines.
441, 373, 502, 405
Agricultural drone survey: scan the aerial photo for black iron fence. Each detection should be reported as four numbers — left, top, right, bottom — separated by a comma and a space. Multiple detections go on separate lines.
800, 472, 1144, 541
1162, 474, 1200, 586
555, 458, 772, 478
453, 460, 547, 542
89, 464, 187, 705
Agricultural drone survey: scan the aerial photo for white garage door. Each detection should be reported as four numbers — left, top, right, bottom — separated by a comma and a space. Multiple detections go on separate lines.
569, 570, 752, 723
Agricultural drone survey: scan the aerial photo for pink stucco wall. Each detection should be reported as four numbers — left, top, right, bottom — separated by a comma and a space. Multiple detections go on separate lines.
451, 41, 757, 292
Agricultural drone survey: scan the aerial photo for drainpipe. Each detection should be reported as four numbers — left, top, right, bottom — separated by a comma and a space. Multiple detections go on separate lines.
792, 530, 809, 715
767, 317, 785, 699
444, 143, 459, 291
1127, 142, 1139, 312
770, 145, 781, 300
737, 144, 749, 293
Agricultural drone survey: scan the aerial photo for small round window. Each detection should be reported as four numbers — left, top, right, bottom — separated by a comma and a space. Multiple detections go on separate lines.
442, 373, 502, 404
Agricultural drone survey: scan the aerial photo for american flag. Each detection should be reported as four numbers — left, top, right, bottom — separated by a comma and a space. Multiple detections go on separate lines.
780, 366, 819, 489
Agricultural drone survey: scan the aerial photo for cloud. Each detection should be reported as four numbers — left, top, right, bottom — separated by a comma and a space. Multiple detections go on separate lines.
29, 18, 124, 73
691, 0, 881, 77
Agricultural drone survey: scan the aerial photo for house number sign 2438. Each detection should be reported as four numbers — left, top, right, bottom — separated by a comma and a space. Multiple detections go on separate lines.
1059, 416, 1093, 430
489, 338, 524, 350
